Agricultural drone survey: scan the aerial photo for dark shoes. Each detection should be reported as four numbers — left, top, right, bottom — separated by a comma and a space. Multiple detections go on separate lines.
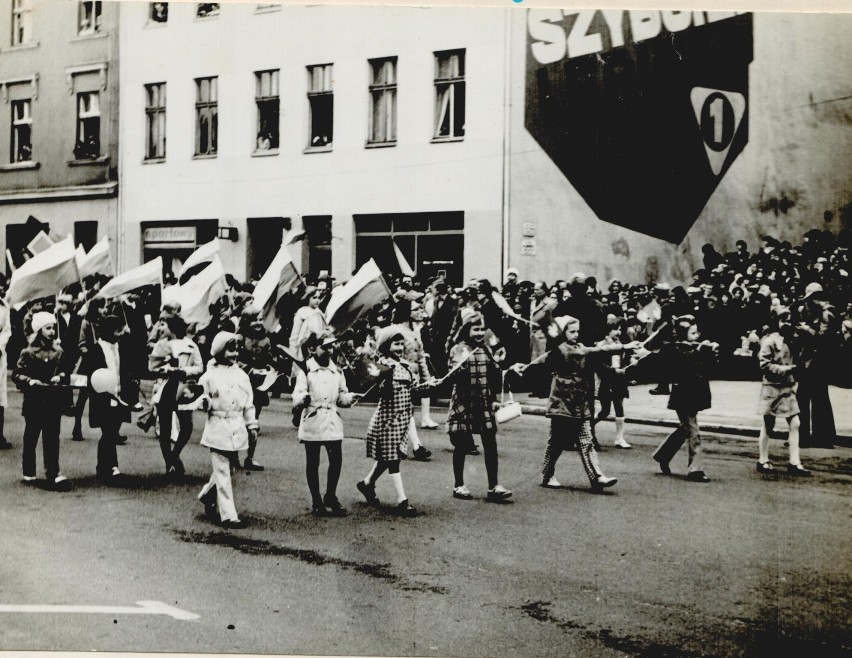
787, 464, 812, 477
356, 480, 380, 507
654, 458, 672, 475
686, 471, 710, 483
49, 475, 74, 492
452, 485, 473, 500
592, 475, 618, 491
311, 503, 331, 517
649, 386, 670, 395
413, 446, 432, 461
467, 445, 481, 456
756, 461, 777, 474
220, 519, 246, 530
395, 500, 417, 517
199, 486, 218, 520
71, 429, 84, 442
323, 494, 348, 517
486, 485, 513, 504
0, 438, 13, 450
243, 457, 265, 471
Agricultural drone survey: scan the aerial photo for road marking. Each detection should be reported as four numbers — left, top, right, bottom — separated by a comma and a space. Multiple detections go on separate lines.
0, 600, 199, 620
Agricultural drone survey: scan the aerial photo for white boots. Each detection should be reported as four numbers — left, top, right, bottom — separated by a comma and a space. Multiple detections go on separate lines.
614, 417, 632, 449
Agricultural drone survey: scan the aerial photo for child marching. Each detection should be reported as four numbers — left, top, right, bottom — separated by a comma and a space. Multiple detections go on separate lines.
292, 332, 355, 516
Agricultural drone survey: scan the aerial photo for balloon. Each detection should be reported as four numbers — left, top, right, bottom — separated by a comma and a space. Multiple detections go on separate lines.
90, 368, 118, 395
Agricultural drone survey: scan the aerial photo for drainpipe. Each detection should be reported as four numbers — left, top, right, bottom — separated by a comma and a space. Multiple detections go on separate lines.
500, 8, 512, 287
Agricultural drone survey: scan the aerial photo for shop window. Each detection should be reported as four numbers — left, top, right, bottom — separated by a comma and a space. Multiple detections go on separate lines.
78, 1, 102, 35
149, 2, 168, 23
195, 76, 217, 156
368, 57, 397, 145
10, 99, 32, 163
255, 69, 279, 151
307, 64, 333, 149
247, 217, 291, 278
433, 49, 465, 140
11, 0, 32, 46
75, 92, 100, 160
145, 82, 166, 160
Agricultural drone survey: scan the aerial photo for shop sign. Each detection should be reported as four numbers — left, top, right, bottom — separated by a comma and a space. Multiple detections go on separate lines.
520, 239, 537, 256
143, 226, 197, 245
522, 222, 536, 237
525, 10, 753, 243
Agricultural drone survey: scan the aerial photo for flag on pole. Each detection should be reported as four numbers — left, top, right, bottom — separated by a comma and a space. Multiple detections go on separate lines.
325, 258, 392, 334
5, 249, 16, 273
76, 237, 114, 279
5, 237, 79, 307
177, 239, 220, 285
490, 290, 536, 326
392, 241, 415, 277
171, 256, 227, 326
27, 231, 54, 256
96, 257, 163, 300
252, 242, 303, 331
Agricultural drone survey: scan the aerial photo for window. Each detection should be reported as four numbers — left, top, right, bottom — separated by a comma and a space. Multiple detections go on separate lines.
78, 1, 102, 35
434, 49, 465, 140
10, 100, 32, 163
307, 64, 333, 149
195, 77, 217, 156
145, 83, 166, 160
149, 2, 168, 23
196, 3, 219, 18
11, 0, 32, 46
255, 70, 279, 151
75, 92, 100, 160
368, 57, 397, 145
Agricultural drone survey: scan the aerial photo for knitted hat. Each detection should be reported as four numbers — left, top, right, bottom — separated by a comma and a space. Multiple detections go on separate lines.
210, 331, 239, 358
553, 315, 579, 333
459, 307, 481, 327
375, 324, 407, 353
29, 311, 56, 343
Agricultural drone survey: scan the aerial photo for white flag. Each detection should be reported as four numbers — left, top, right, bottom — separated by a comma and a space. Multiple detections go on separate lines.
5, 237, 79, 307
76, 237, 114, 279
393, 241, 415, 277
96, 257, 163, 300
252, 243, 303, 330
178, 239, 220, 285
172, 256, 228, 327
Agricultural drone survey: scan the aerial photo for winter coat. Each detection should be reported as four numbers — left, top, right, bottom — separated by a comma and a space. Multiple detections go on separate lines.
366, 357, 427, 461
196, 362, 258, 453
292, 360, 353, 442
544, 342, 593, 420
87, 337, 136, 428
664, 342, 715, 414
13, 340, 65, 418
148, 337, 204, 410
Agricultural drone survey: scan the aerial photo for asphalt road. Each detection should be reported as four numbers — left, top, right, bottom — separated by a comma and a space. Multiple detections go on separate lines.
0, 392, 849, 658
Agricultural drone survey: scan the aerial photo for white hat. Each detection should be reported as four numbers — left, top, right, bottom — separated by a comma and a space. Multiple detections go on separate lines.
210, 331, 239, 358
375, 324, 408, 353
553, 315, 579, 333
459, 307, 481, 326
505, 267, 519, 277
29, 311, 56, 343
803, 282, 823, 299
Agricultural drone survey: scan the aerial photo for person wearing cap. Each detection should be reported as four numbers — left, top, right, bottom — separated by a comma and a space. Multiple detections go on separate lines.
12, 312, 72, 491
195, 331, 259, 529
756, 310, 812, 476
520, 315, 630, 492
148, 300, 182, 349
292, 332, 354, 517
502, 267, 520, 300
445, 311, 514, 503
357, 325, 435, 517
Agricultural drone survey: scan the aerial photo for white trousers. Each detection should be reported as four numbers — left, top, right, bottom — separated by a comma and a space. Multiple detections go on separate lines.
199, 450, 239, 522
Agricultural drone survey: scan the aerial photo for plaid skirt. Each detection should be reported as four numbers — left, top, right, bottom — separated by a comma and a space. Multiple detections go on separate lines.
366, 380, 413, 461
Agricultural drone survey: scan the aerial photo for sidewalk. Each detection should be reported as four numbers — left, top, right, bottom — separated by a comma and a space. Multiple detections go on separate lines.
507, 381, 852, 445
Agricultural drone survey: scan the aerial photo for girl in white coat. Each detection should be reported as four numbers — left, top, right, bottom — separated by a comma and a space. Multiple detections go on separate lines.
196, 332, 258, 530
292, 333, 355, 516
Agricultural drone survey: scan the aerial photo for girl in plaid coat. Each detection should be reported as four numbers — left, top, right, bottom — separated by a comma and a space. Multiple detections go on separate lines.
446, 310, 512, 503
357, 325, 434, 517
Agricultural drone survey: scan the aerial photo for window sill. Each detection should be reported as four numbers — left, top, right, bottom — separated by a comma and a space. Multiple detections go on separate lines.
431, 136, 465, 144
143, 157, 166, 165
194, 14, 220, 21
365, 141, 397, 149
0, 161, 39, 172
70, 32, 108, 43
1, 42, 39, 53
192, 153, 218, 160
255, 5, 282, 13
252, 148, 279, 157
68, 156, 108, 167
144, 21, 168, 29
303, 145, 332, 154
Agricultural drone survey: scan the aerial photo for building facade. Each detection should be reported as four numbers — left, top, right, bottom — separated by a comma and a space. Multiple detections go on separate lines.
119, 2, 507, 285
117, 4, 851, 287
0, 0, 119, 275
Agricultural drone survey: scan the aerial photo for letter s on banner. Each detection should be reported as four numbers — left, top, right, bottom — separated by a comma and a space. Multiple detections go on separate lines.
529, 9, 566, 65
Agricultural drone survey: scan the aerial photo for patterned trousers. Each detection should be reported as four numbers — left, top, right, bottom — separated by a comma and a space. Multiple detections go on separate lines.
542, 417, 602, 484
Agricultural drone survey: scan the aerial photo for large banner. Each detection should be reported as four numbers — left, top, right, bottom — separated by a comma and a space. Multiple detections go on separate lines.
525, 10, 753, 243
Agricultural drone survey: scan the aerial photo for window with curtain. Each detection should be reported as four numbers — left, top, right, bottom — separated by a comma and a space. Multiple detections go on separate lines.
434, 49, 465, 140
368, 57, 397, 145
307, 64, 333, 149
195, 77, 218, 156
145, 83, 166, 160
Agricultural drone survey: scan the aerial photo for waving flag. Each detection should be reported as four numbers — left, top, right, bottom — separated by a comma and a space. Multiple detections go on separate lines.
96, 257, 163, 300
252, 242, 303, 331
178, 239, 220, 285
172, 256, 228, 326
76, 237, 114, 279
5, 236, 79, 307
393, 241, 415, 277
325, 258, 392, 334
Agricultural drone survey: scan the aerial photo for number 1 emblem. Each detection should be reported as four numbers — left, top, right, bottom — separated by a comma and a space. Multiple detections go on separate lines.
690, 87, 746, 176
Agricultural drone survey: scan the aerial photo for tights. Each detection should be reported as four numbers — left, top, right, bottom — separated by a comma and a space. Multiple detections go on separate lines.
305, 441, 342, 504
451, 430, 498, 489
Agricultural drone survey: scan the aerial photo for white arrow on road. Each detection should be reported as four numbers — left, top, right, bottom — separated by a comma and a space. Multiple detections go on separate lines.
0, 600, 198, 620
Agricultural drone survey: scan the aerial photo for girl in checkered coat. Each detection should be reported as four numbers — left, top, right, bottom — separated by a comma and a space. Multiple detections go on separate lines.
357, 325, 434, 517
446, 310, 512, 503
